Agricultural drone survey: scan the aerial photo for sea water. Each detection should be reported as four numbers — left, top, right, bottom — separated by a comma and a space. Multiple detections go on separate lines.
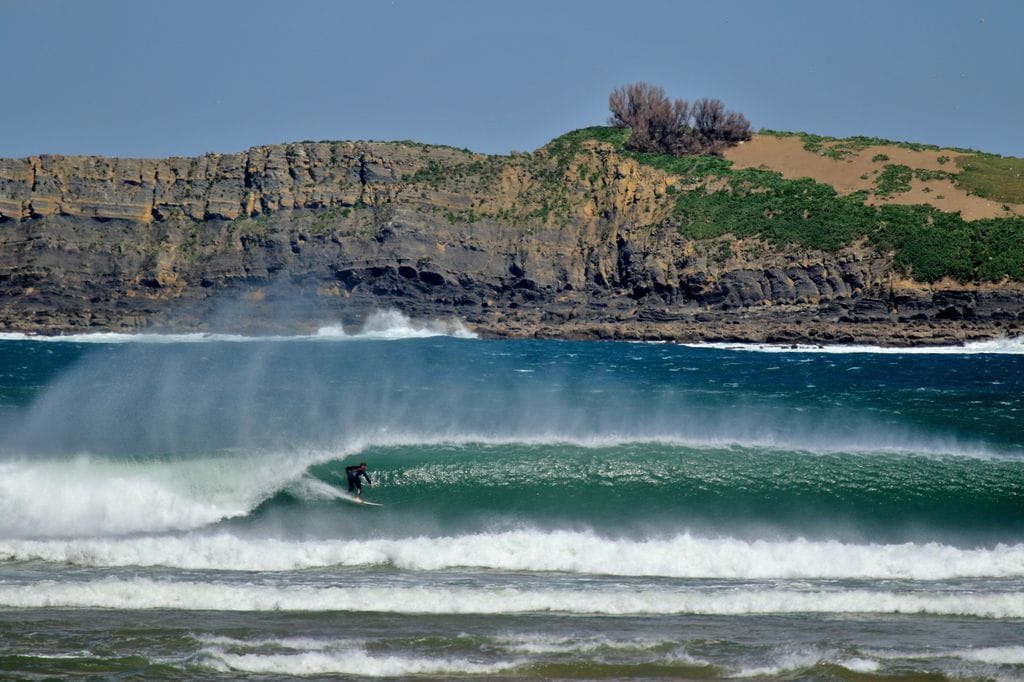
1, 313, 1023, 680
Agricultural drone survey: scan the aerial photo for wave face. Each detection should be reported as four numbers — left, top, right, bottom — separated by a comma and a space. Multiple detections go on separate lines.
5, 443, 1024, 542
1, 328, 1023, 680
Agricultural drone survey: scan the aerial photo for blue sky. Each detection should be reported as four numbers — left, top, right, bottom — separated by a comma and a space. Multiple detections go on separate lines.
4, 0, 1022, 158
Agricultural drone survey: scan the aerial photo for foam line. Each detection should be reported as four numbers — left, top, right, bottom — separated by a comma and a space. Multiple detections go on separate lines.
683, 336, 1024, 354
198, 647, 515, 676
5, 531, 1024, 579
1, 578, 1021, 617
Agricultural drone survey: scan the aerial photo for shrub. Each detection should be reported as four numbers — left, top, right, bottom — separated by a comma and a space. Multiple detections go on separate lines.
608, 82, 751, 156
608, 82, 691, 155
875, 165, 913, 196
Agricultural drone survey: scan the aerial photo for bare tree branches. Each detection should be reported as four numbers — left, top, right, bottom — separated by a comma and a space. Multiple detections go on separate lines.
608, 83, 751, 156
608, 83, 690, 154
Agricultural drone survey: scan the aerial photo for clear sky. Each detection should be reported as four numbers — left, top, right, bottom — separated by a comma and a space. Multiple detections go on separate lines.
3, 0, 1022, 159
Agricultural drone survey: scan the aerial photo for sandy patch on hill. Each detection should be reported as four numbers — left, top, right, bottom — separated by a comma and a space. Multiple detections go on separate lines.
867, 178, 1020, 221
724, 135, 1024, 220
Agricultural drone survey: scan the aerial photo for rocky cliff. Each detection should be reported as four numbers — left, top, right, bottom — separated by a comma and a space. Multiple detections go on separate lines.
1, 137, 1021, 344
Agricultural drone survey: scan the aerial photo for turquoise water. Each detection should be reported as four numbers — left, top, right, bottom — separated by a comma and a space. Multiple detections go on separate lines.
1, 322, 1023, 679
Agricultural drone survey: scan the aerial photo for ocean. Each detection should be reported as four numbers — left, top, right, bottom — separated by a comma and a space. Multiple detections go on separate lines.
1, 311, 1023, 680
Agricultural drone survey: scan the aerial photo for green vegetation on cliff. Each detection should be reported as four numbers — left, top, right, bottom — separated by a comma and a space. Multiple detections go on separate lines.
543, 127, 1024, 283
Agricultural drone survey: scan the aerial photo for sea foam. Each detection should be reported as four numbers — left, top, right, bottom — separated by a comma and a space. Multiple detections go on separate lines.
685, 336, 1024, 355
4, 530, 1024, 580
1, 578, 1021, 618
199, 647, 513, 677
0, 452, 313, 537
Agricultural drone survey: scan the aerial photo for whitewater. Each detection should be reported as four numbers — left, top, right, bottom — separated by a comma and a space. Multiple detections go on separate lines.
1, 310, 1023, 680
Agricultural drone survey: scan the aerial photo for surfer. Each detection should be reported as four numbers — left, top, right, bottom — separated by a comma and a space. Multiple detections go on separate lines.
345, 462, 372, 499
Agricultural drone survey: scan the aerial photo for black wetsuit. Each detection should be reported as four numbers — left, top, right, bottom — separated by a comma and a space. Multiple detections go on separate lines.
346, 465, 372, 494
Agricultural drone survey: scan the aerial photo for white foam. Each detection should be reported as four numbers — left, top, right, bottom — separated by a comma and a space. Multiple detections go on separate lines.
199, 646, 513, 676
869, 644, 1024, 669
0, 452, 313, 537
0, 331, 279, 344
195, 634, 346, 652
684, 336, 1024, 355
354, 309, 477, 339
954, 646, 1024, 665
0, 309, 478, 344
497, 633, 679, 656
731, 650, 881, 677
5, 531, 1024, 580
732, 650, 824, 678
1, 577, 1021, 618
839, 657, 882, 673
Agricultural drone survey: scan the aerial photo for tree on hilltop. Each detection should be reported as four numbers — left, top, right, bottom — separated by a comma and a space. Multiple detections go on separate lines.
608, 82, 690, 154
608, 82, 751, 156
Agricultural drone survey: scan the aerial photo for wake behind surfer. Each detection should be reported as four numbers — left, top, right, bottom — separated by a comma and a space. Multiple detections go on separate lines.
345, 462, 372, 499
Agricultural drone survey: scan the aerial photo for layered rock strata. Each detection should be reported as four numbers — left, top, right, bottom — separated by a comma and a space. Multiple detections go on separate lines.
0, 140, 1021, 345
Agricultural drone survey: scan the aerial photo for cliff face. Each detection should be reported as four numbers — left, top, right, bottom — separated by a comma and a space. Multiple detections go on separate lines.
1, 139, 1021, 344
0, 141, 436, 223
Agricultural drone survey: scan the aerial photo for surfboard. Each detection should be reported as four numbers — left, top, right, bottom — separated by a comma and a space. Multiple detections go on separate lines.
341, 494, 383, 507
333, 488, 383, 507
303, 476, 383, 507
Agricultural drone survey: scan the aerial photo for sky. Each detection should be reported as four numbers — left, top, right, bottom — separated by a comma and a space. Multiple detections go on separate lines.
3, 0, 1022, 159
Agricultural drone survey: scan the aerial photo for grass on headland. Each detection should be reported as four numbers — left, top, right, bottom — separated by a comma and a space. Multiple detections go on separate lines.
955, 155, 1024, 204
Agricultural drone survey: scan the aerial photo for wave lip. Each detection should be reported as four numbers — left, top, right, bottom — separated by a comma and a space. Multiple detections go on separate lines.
0, 453, 312, 538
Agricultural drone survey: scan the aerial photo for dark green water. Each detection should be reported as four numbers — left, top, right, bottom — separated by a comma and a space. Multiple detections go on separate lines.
1, 326, 1023, 679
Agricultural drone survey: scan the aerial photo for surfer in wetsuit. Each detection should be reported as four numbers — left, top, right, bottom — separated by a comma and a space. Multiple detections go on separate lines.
345, 462, 372, 499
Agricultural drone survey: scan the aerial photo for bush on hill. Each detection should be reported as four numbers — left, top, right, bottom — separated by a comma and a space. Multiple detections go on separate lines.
608, 82, 751, 156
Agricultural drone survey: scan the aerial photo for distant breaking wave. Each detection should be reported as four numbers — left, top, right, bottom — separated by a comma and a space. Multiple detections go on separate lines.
0, 309, 478, 343
684, 336, 1024, 354
3, 318, 1022, 353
